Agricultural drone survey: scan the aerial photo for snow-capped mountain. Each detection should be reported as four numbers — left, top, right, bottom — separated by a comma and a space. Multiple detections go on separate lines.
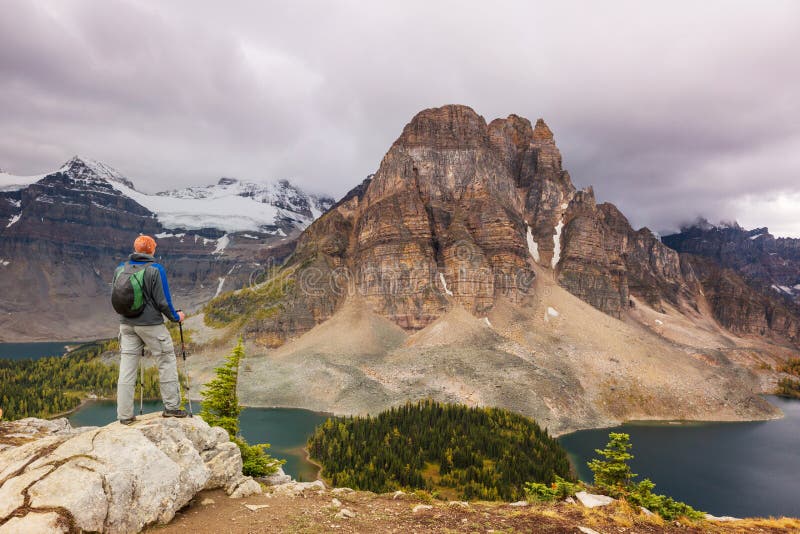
141, 177, 334, 234
0, 170, 49, 192
0, 156, 336, 341
19, 156, 334, 234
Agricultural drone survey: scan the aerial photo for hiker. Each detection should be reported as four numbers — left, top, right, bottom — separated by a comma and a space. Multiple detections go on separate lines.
112, 235, 187, 424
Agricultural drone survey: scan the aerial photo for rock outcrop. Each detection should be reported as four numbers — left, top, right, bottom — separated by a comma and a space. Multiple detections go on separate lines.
227, 105, 701, 344
0, 414, 260, 533
664, 222, 800, 344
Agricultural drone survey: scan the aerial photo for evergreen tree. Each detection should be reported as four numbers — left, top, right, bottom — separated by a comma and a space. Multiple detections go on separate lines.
199, 340, 243, 436
199, 339, 282, 477
587, 432, 636, 497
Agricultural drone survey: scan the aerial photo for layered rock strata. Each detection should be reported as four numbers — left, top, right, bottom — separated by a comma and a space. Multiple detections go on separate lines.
235, 105, 700, 344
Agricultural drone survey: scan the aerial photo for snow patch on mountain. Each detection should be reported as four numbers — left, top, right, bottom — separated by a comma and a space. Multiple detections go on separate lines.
20, 157, 336, 234
215, 277, 226, 297
772, 284, 793, 295
0, 171, 46, 192
212, 234, 230, 255
526, 225, 540, 263
6, 214, 20, 228
552, 219, 564, 268
439, 272, 453, 296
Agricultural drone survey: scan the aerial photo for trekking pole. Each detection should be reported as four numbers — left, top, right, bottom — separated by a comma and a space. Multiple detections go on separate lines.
178, 315, 193, 417
139, 347, 144, 415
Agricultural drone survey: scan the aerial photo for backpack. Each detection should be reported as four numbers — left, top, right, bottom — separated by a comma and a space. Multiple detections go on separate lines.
111, 262, 149, 317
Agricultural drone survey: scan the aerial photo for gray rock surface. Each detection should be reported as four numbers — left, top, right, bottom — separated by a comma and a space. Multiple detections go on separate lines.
258, 465, 292, 486
575, 491, 615, 509
0, 414, 260, 533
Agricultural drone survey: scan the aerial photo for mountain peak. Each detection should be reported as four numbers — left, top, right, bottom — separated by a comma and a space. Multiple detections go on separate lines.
532, 118, 554, 142
217, 177, 238, 186
59, 156, 136, 189
398, 104, 488, 149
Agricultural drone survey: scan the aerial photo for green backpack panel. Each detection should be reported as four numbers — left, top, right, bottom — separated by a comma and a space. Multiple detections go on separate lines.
112, 263, 148, 317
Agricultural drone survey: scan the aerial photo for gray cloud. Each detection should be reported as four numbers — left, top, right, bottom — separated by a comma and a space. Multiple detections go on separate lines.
1, 0, 799, 235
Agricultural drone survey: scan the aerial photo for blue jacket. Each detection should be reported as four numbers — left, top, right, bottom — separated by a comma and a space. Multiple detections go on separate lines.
113, 253, 180, 325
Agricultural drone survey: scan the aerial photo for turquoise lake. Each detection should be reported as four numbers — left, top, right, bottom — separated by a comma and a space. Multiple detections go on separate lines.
0, 341, 76, 360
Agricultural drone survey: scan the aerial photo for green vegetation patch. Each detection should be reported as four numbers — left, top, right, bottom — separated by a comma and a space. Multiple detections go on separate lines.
203, 268, 294, 327
0, 339, 161, 420
307, 400, 574, 501
776, 377, 800, 399
776, 358, 800, 399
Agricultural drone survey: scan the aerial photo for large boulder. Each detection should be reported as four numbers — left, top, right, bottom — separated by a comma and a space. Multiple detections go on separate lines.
0, 414, 261, 533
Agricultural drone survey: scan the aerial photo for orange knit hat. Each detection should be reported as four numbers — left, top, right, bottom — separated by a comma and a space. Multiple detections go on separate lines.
134, 235, 157, 255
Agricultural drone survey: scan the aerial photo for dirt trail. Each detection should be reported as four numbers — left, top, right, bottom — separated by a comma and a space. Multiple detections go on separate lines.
146, 487, 798, 534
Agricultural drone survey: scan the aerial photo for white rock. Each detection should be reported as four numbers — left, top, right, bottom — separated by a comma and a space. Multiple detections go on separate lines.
578, 527, 601, 534
0, 417, 73, 440
258, 466, 292, 486
412, 504, 433, 513
448, 501, 469, 508
508, 500, 529, 507
201, 498, 215, 506
565, 496, 575, 504
331, 498, 342, 508
203, 441, 242, 490
335, 508, 357, 519
332, 487, 355, 495
575, 491, 615, 508
0, 511, 67, 534
640, 506, 655, 516
0, 413, 257, 533
243, 504, 270, 511
392, 490, 405, 499
230, 477, 263, 499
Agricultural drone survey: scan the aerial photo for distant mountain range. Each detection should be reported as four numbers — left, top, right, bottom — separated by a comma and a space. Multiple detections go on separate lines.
0, 156, 334, 341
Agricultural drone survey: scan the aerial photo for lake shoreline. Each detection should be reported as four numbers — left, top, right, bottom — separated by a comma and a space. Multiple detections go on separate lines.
303, 447, 324, 482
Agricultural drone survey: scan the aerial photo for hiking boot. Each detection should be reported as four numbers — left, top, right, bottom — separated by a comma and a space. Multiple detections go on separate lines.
162, 409, 189, 418
119, 417, 136, 425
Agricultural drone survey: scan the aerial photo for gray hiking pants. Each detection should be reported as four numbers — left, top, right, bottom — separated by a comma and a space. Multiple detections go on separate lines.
117, 323, 181, 420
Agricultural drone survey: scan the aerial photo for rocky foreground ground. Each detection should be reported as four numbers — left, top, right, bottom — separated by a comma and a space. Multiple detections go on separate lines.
151, 483, 800, 534
2, 416, 799, 533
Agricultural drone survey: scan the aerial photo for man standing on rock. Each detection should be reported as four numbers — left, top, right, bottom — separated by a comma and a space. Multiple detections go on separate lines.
112, 235, 188, 424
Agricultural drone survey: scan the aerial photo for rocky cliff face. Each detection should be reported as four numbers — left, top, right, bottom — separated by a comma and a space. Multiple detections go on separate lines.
664, 221, 800, 303
231, 105, 700, 345
664, 222, 800, 343
0, 157, 328, 341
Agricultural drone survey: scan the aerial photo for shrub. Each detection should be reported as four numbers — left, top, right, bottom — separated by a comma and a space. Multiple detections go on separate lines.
525, 482, 556, 502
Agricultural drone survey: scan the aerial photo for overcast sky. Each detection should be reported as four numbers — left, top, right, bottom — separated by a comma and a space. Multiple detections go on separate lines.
1, 1, 799, 236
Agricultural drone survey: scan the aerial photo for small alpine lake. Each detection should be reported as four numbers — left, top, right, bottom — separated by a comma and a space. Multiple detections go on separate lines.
67, 396, 800, 518
0, 341, 79, 361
